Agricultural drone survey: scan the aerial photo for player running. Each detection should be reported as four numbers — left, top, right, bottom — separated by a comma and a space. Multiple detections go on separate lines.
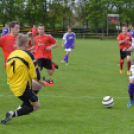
117, 26, 132, 75
0, 21, 53, 91
28, 24, 58, 76
122, 43, 134, 106
61, 26, 76, 65
1, 34, 50, 124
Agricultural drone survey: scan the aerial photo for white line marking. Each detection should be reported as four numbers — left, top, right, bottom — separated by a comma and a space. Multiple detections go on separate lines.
0, 95, 128, 99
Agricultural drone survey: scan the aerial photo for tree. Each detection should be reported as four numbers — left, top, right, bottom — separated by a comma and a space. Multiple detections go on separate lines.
84, 0, 108, 34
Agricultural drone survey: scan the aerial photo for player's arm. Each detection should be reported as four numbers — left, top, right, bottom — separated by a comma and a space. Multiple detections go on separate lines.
74, 41, 75, 48
122, 46, 134, 51
62, 33, 66, 48
27, 32, 34, 46
130, 35, 132, 44
118, 37, 130, 44
27, 45, 35, 52
46, 36, 58, 50
51, 42, 57, 49
62, 40, 65, 48
31, 33, 34, 46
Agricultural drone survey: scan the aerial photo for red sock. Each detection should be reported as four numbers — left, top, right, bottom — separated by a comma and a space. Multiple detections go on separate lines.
52, 63, 55, 71
127, 61, 131, 71
120, 61, 124, 70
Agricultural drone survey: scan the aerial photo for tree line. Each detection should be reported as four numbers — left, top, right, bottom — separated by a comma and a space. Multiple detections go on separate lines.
0, 0, 134, 33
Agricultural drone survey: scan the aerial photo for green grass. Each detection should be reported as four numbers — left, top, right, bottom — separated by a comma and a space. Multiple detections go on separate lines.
0, 38, 134, 134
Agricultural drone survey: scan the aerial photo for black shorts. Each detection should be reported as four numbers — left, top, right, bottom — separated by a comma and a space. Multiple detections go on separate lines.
37, 58, 52, 70
120, 49, 131, 59
19, 81, 38, 106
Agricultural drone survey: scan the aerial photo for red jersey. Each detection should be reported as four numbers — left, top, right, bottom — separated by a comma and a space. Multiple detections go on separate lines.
34, 34, 57, 60
31, 27, 37, 37
0, 34, 17, 64
117, 32, 132, 49
0, 35, 31, 67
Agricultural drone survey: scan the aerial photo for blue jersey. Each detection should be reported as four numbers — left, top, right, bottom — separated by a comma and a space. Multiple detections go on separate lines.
130, 30, 134, 38
63, 32, 75, 49
3, 27, 9, 36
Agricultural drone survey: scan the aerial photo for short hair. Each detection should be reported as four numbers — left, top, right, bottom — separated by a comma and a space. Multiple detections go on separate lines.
38, 24, 45, 28
67, 26, 71, 29
122, 25, 128, 28
16, 34, 28, 47
9, 21, 20, 29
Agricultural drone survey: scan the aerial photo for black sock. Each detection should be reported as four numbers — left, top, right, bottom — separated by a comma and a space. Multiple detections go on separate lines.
13, 105, 33, 117
21, 102, 25, 107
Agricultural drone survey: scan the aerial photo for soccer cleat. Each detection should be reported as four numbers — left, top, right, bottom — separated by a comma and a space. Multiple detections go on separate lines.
120, 70, 123, 74
43, 78, 54, 86
65, 63, 69, 65
1, 111, 14, 124
127, 71, 130, 76
127, 100, 133, 107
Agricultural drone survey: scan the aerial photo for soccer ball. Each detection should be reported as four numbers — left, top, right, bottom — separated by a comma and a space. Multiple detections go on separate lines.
102, 96, 114, 108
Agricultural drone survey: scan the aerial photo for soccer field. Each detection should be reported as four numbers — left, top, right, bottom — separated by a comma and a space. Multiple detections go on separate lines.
0, 38, 134, 134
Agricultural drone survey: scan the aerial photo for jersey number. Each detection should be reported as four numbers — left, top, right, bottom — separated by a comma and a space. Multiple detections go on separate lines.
11, 61, 15, 73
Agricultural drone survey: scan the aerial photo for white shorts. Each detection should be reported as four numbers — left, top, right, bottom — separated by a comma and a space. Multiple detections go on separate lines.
129, 64, 134, 79
65, 48, 72, 52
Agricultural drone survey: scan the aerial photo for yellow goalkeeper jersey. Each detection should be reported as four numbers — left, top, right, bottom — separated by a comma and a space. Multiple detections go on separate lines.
6, 49, 41, 97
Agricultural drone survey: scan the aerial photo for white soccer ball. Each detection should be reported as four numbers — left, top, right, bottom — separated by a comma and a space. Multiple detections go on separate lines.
102, 96, 114, 108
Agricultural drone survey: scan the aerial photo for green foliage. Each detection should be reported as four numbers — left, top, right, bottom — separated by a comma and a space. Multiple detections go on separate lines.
0, 0, 134, 28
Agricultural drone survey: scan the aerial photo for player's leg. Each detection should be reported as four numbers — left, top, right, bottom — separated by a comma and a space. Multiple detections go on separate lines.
32, 79, 42, 94
127, 64, 134, 107
65, 51, 70, 65
120, 49, 126, 74
62, 49, 71, 65
36, 58, 44, 72
62, 49, 67, 63
126, 51, 131, 75
43, 59, 54, 76
18, 78, 53, 110
1, 91, 40, 124
51, 61, 58, 69
47, 69, 53, 76
1, 82, 40, 124
120, 58, 125, 73
17, 79, 41, 110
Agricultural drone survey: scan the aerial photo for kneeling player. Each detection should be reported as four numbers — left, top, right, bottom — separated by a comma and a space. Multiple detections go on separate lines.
1, 34, 52, 124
